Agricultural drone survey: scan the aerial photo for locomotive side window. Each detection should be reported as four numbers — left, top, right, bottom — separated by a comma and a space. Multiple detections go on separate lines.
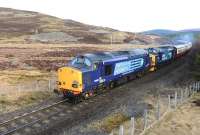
93, 63, 99, 70
105, 65, 112, 76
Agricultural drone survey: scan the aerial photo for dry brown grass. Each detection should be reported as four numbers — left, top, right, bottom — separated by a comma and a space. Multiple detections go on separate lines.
145, 93, 200, 135
0, 69, 54, 113
0, 91, 53, 113
108, 93, 171, 135
88, 113, 129, 133
0, 70, 50, 85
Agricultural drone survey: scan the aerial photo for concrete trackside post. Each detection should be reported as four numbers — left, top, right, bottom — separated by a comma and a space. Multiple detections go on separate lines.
198, 82, 200, 91
168, 95, 171, 110
197, 82, 199, 92
184, 87, 188, 100
156, 98, 160, 120
195, 82, 197, 93
49, 80, 51, 91
119, 125, 124, 135
180, 90, 183, 103
189, 85, 192, 97
130, 117, 135, 135
193, 83, 195, 95
110, 130, 113, 135
0, 104, 2, 113
174, 91, 177, 109
143, 109, 148, 130
187, 86, 190, 97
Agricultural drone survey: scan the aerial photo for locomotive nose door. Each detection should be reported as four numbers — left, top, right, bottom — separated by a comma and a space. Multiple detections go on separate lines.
149, 54, 158, 71
93, 62, 104, 83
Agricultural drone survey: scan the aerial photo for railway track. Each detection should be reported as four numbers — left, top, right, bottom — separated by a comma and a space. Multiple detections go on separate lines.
0, 99, 68, 135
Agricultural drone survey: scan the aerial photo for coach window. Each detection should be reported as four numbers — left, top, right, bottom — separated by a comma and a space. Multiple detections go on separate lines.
105, 65, 112, 76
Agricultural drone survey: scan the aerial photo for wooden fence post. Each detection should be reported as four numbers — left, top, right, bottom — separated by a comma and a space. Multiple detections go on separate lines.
180, 90, 183, 103
174, 91, 177, 109
168, 95, 171, 110
156, 98, 160, 120
49, 80, 51, 91
144, 109, 148, 130
130, 117, 135, 135
119, 125, 124, 135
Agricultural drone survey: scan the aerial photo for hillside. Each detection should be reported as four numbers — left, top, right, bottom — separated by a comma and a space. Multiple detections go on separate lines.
0, 7, 167, 44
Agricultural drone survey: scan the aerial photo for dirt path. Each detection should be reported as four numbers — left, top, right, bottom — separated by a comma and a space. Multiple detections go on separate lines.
146, 93, 200, 135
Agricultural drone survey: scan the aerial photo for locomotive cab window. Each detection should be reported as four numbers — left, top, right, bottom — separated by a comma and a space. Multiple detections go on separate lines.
71, 56, 92, 69
105, 65, 112, 76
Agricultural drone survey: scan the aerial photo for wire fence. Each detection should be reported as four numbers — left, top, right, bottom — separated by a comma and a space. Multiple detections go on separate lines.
1, 80, 200, 134
110, 81, 200, 135
0, 78, 57, 114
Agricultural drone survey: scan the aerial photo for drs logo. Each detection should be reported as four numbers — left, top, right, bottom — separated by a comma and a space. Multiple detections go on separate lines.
162, 52, 172, 61
114, 58, 144, 75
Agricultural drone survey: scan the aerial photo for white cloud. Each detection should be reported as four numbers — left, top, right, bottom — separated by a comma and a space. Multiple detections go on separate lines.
0, 0, 200, 32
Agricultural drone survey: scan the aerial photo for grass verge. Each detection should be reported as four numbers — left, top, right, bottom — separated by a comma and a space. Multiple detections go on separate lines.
0, 91, 53, 113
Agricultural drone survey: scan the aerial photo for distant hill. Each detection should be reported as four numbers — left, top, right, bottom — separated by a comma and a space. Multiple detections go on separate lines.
180, 29, 200, 33
143, 29, 200, 43
143, 29, 177, 36
0, 7, 167, 44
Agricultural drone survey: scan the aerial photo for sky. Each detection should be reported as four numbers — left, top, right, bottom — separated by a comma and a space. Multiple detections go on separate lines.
0, 0, 200, 32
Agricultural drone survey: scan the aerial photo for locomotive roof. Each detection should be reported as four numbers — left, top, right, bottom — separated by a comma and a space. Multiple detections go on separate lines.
173, 43, 192, 49
83, 49, 148, 63
149, 46, 174, 53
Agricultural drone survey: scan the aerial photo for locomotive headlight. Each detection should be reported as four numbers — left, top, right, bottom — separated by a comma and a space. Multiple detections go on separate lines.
72, 80, 79, 88
57, 81, 61, 85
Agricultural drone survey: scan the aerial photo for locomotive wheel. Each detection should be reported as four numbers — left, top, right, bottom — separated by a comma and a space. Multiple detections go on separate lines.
83, 93, 90, 100
62, 92, 68, 99
71, 95, 81, 104
109, 81, 115, 89
136, 72, 144, 78
124, 76, 128, 82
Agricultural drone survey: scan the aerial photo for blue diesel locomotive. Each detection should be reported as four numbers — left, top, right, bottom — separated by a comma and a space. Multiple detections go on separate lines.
147, 46, 176, 68
55, 44, 192, 103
